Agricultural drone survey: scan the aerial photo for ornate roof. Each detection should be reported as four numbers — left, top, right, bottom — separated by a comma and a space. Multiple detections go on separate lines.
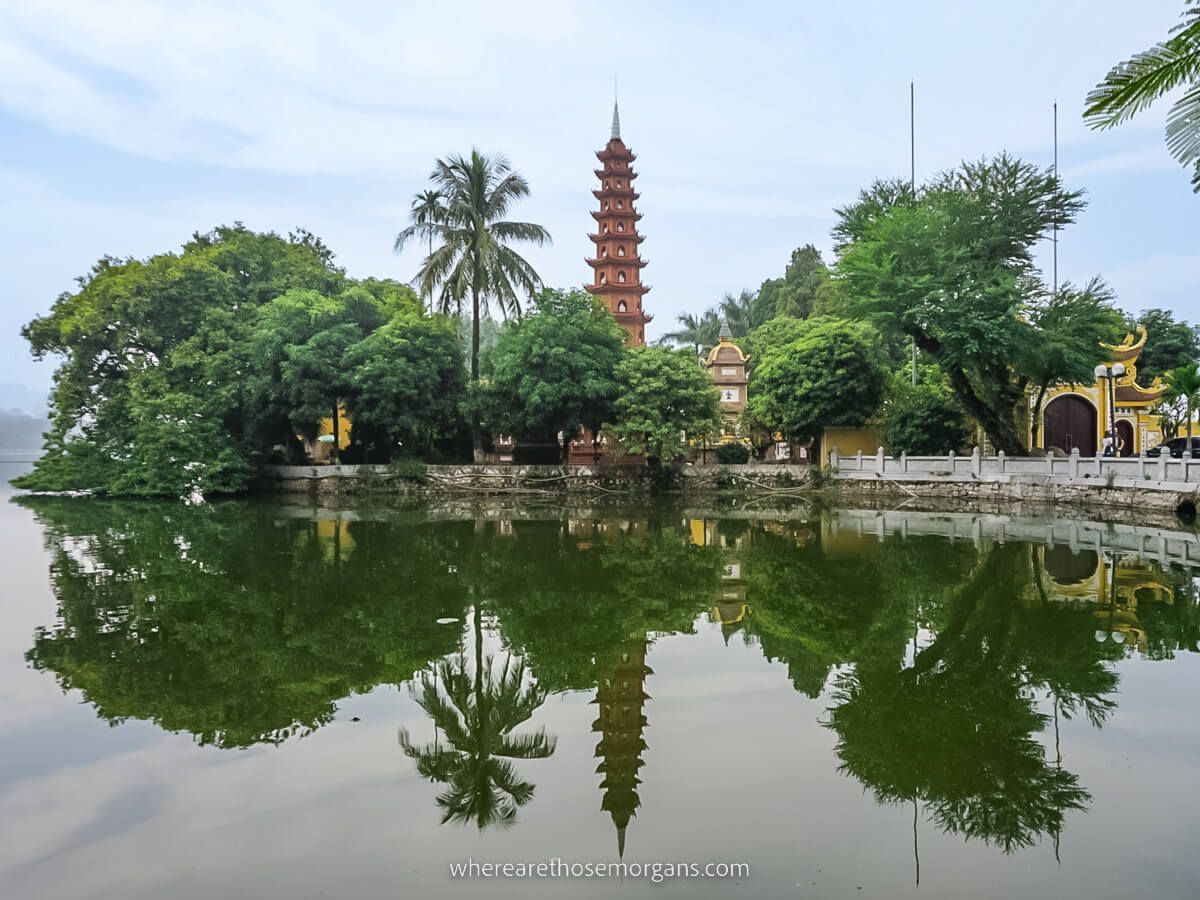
706, 333, 748, 366
1101, 327, 1148, 364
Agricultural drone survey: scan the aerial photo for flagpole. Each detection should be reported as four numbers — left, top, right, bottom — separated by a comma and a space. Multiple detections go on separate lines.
910, 81, 917, 386
1053, 101, 1058, 296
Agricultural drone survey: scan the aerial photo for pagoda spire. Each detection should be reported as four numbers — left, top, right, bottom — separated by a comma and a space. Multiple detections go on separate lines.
585, 98, 651, 346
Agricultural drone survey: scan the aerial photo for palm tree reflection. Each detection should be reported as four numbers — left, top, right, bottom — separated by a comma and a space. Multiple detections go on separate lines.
399, 651, 557, 829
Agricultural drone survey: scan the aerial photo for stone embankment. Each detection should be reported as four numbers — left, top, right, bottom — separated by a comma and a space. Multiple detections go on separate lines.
260, 448, 1200, 517
828, 447, 1200, 516
258, 463, 814, 499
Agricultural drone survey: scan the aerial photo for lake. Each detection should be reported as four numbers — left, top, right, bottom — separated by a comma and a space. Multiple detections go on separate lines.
2, 463, 1199, 899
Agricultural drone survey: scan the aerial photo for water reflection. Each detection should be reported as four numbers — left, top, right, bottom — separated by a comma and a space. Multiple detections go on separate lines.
16, 496, 1200, 865
399, 651, 556, 830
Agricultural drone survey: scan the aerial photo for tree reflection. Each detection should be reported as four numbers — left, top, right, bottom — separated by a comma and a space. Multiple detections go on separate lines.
399, 650, 556, 829
824, 542, 1115, 853
21, 498, 468, 747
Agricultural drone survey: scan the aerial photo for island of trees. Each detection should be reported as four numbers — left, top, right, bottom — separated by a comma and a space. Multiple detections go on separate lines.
15, 13, 1200, 497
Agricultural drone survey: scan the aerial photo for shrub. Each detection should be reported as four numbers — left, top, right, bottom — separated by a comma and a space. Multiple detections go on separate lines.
715, 443, 751, 465
387, 457, 428, 483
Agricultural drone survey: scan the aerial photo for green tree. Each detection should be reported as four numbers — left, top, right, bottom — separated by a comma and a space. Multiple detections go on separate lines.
835, 157, 1087, 455
608, 346, 720, 463
660, 309, 721, 355
343, 314, 466, 460
1020, 279, 1124, 449
1128, 307, 1200, 382
395, 151, 551, 460
409, 189, 445, 310
1085, 2, 1200, 191
15, 225, 347, 495
880, 377, 970, 456
748, 317, 886, 443
752, 244, 830, 323
718, 289, 756, 338
484, 289, 625, 461
1165, 363, 1200, 442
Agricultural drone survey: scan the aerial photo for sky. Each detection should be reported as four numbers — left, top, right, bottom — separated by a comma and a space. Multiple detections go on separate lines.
1, 0, 1197, 414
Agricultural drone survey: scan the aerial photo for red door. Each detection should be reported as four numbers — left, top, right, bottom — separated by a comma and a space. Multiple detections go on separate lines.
1043, 395, 1098, 457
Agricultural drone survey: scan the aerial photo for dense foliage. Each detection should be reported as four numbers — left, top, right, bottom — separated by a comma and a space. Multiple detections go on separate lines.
834, 155, 1100, 455
1130, 307, 1200, 383
483, 289, 626, 460
15, 226, 466, 496
880, 377, 970, 456
608, 346, 721, 462
747, 316, 887, 442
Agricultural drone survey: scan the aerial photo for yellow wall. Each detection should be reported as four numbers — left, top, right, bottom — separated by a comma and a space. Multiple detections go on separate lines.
821, 426, 881, 467
316, 404, 353, 451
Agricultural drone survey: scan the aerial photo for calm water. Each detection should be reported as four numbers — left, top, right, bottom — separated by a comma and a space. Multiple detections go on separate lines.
2, 465, 1200, 899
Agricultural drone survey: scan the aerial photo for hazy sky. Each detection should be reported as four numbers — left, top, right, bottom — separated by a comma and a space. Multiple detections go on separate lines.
2, 0, 1197, 403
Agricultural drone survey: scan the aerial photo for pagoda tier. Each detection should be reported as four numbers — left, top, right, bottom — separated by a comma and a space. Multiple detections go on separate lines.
592, 188, 641, 201
586, 256, 649, 269
595, 168, 638, 181
590, 209, 643, 222
589, 232, 646, 244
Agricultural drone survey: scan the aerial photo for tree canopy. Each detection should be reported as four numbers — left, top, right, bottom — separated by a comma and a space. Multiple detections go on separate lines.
608, 346, 720, 462
483, 289, 626, 460
747, 316, 887, 442
15, 225, 467, 495
834, 155, 1093, 455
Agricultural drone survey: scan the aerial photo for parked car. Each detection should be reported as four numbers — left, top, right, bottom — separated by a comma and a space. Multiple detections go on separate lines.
1145, 436, 1200, 458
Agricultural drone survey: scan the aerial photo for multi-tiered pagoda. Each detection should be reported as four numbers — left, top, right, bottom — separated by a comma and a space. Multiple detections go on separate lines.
586, 101, 650, 346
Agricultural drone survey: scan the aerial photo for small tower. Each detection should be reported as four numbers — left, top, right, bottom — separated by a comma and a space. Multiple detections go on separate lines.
586, 98, 651, 346
705, 320, 749, 434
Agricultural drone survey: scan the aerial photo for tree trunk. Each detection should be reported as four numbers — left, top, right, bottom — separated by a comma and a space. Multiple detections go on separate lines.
1030, 384, 1048, 449
331, 401, 340, 464
944, 366, 1025, 455
471, 287, 484, 463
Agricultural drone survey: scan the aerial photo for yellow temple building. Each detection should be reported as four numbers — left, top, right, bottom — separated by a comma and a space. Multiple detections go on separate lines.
1030, 328, 1164, 456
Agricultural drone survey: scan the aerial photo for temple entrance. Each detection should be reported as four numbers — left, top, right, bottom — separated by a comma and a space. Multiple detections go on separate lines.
1116, 420, 1135, 457
1043, 395, 1097, 457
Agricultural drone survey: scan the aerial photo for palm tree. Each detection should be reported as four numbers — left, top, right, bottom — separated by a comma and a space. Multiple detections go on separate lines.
399, 648, 557, 829
659, 309, 721, 355
1165, 362, 1200, 444
1085, 2, 1200, 191
395, 150, 551, 458
719, 289, 756, 338
406, 189, 444, 311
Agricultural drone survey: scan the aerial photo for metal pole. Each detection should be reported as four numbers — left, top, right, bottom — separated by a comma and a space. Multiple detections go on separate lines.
1052, 101, 1058, 297
910, 81, 918, 387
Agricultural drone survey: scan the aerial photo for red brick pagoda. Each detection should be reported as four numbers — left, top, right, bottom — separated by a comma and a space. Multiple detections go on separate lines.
586, 100, 650, 346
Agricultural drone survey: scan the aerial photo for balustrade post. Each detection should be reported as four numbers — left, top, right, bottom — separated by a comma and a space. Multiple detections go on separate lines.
997, 450, 1006, 474
900, 451, 908, 474
947, 450, 956, 477
830, 447, 839, 471
876, 446, 885, 475
971, 446, 982, 477
1047, 452, 1055, 475
855, 449, 862, 472
1069, 447, 1080, 479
